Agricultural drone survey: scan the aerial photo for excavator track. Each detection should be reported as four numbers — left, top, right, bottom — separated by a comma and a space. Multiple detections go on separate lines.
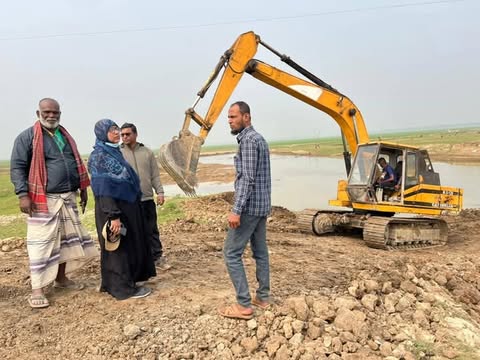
297, 209, 350, 235
363, 216, 448, 250
296, 209, 319, 235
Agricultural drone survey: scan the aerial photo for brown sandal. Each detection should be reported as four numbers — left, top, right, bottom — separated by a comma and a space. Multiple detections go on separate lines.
218, 304, 253, 320
252, 297, 271, 310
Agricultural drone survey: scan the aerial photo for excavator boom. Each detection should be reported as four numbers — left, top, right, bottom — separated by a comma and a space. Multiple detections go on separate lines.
158, 32, 260, 195
159, 31, 369, 194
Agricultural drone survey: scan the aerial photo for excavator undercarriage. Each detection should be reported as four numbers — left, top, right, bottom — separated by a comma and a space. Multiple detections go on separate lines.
297, 209, 448, 250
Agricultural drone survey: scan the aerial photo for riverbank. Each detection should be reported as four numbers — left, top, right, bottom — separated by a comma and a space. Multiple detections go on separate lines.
160, 142, 480, 186
202, 142, 480, 165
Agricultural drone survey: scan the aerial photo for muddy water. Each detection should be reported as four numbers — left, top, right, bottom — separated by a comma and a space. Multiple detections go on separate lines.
163, 154, 480, 210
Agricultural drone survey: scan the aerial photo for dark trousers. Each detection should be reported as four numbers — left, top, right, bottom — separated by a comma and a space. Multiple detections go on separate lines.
141, 200, 162, 261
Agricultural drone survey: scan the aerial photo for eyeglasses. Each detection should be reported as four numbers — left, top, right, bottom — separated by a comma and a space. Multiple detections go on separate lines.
108, 126, 120, 133
121, 132, 132, 137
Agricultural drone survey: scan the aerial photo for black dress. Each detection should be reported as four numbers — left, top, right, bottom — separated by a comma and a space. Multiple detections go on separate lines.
95, 196, 156, 300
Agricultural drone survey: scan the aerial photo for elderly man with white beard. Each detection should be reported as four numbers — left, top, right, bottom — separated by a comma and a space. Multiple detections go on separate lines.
10, 98, 98, 308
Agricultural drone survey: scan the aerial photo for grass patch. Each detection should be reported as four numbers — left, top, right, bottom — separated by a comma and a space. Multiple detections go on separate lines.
0, 217, 27, 239
410, 340, 435, 358
79, 209, 97, 234
0, 170, 185, 239
0, 174, 20, 215
201, 144, 236, 153
158, 196, 186, 224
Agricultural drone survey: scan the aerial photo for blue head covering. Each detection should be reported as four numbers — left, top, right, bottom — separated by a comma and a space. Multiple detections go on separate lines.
87, 119, 141, 203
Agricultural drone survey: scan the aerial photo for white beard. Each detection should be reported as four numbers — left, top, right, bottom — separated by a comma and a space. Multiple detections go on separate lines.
39, 117, 60, 130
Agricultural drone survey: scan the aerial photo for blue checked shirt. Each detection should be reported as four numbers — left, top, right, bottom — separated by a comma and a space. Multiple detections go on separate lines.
232, 126, 271, 216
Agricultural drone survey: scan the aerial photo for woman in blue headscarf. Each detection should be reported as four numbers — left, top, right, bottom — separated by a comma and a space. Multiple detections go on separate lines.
88, 119, 156, 300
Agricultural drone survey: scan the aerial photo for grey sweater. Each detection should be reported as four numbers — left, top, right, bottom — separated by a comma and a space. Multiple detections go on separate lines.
120, 143, 164, 201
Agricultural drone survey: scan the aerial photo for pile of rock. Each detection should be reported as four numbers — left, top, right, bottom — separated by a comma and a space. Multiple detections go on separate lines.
0, 237, 24, 253
97, 263, 479, 359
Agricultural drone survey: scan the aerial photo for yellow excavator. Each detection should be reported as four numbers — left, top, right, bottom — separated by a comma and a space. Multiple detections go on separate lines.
159, 31, 463, 250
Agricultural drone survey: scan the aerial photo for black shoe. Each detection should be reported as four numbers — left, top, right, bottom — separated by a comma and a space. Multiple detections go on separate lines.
131, 286, 151, 299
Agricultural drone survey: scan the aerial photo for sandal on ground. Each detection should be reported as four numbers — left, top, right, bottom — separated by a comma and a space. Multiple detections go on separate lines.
53, 279, 85, 290
28, 294, 50, 309
252, 297, 271, 310
218, 304, 254, 320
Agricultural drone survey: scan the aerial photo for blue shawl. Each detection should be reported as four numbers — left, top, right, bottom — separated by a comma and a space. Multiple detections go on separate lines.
87, 119, 141, 203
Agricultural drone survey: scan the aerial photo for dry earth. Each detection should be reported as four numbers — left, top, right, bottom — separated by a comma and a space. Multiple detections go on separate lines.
1, 146, 480, 359
1, 192, 480, 359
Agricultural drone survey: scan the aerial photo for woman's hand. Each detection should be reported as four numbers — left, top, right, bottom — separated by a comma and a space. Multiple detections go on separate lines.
109, 218, 122, 236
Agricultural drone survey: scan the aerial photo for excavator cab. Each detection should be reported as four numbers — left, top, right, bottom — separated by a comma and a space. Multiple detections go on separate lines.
344, 142, 460, 214
311, 142, 459, 249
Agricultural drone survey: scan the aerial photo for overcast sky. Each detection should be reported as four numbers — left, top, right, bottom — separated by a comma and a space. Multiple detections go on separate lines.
1, 0, 478, 160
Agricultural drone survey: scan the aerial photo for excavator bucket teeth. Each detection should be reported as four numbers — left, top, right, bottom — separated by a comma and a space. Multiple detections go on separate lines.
158, 130, 204, 196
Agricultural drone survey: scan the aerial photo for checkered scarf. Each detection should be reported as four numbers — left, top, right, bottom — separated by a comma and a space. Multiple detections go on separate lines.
28, 121, 90, 213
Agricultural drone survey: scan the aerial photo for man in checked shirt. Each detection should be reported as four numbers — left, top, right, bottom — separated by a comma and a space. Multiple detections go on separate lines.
218, 101, 272, 320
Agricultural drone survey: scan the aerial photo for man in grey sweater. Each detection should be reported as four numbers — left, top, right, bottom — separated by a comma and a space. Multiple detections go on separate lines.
120, 123, 170, 270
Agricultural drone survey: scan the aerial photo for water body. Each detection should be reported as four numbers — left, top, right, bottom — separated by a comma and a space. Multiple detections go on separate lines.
163, 154, 480, 210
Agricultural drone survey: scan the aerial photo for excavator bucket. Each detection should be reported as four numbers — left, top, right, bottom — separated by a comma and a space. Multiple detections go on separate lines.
158, 130, 204, 196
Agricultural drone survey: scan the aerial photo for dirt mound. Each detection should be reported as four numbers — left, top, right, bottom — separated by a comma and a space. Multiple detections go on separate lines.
1, 194, 480, 359
163, 192, 298, 236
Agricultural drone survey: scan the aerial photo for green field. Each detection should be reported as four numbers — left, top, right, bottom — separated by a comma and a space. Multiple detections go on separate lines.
0, 170, 186, 239
202, 127, 480, 157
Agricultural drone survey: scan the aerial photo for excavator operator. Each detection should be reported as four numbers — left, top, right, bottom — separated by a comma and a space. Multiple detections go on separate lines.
377, 157, 396, 189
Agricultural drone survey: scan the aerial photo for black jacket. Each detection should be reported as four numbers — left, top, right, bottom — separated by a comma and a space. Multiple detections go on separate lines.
10, 126, 80, 197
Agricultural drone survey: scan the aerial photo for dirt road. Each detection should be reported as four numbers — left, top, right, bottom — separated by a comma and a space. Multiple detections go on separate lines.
1, 192, 480, 359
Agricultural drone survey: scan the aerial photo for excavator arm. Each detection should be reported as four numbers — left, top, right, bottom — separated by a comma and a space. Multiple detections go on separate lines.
245, 59, 369, 156
159, 31, 369, 195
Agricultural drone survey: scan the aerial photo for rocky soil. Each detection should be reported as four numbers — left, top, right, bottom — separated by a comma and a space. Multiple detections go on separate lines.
1, 193, 480, 359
